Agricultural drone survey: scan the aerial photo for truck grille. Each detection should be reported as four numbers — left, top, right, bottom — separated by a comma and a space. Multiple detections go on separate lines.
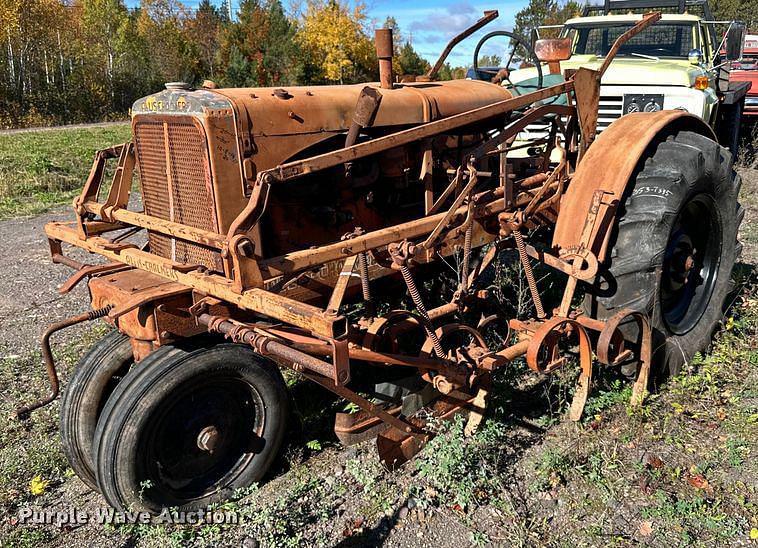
521, 95, 624, 140
596, 95, 623, 132
133, 117, 223, 272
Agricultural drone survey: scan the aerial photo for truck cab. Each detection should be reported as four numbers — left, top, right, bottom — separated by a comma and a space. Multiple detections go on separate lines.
506, 0, 749, 154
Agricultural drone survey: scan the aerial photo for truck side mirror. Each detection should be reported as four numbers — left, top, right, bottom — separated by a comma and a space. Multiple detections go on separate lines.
724, 22, 746, 61
534, 38, 573, 62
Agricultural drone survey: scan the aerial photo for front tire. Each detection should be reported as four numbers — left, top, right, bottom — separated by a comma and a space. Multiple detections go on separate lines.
59, 330, 134, 490
93, 339, 289, 512
589, 131, 742, 376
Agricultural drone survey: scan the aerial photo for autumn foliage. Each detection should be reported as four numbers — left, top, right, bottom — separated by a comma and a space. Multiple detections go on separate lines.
0, 0, 434, 128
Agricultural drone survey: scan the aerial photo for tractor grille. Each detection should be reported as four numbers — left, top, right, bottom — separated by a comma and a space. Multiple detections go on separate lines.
133, 118, 223, 271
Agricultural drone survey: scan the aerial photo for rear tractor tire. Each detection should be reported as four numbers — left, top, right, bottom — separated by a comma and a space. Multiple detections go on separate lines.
93, 339, 290, 512
60, 330, 134, 490
589, 131, 742, 376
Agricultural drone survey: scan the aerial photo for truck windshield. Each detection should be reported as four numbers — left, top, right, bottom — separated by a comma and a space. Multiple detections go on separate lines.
571, 23, 695, 58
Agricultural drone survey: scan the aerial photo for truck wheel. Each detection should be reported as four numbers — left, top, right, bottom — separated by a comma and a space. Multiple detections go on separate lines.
589, 131, 741, 376
59, 330, 133, 490
93, 340, 289, 512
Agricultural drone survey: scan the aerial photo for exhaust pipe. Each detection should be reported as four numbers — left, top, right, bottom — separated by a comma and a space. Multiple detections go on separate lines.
375, 28, 394, 89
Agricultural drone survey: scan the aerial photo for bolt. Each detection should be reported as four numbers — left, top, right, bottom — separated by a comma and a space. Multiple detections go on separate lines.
197, 425, 219, 453
236, 238, 255, 257
684, 255, 695, 271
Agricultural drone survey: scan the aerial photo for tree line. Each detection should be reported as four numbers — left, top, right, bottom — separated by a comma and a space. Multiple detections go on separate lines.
2, 0, 755, 129
0, 0, 441, 128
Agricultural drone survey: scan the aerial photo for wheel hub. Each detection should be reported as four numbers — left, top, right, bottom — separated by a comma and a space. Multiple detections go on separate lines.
660, 194, 721, 335
197, 425, 220, 453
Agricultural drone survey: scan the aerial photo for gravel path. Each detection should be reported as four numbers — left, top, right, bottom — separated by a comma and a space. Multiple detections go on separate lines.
0, 207, 96, 355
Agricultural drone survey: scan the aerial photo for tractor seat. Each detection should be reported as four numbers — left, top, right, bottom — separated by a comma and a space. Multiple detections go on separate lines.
508, 73, 568, 107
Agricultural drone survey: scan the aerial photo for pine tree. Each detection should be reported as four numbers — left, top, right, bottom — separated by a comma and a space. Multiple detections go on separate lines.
397, 41, 430, 76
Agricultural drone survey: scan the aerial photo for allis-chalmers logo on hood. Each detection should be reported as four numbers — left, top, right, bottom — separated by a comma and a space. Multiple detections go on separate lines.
142, 95, 190, 112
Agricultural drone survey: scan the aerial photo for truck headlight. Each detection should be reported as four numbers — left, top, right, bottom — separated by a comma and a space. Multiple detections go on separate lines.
688, 48, 704, 65
623, 94, 664, 114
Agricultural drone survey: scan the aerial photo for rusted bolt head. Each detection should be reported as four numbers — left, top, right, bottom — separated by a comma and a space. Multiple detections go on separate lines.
197, 425, 219, 453
236, 238, 255, 257
684, 255, 695, 271
272, 88, 292, 99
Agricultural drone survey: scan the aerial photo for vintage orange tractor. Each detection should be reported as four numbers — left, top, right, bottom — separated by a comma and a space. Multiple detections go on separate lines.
18, 11, 742, 512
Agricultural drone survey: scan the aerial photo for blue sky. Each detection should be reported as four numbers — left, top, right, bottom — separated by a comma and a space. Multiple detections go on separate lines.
362, 0, 522, 64
124, 0, 525, 66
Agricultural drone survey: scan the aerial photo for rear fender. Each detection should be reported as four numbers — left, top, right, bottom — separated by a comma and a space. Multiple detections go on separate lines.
552, 110, 715, 261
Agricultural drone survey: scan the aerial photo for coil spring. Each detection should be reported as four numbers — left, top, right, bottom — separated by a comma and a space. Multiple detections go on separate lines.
87, 304, 113, 321
513, 229, 546, 319
357, 252, 372, 303
461, 217, 473, 289
400, 265, 445, 358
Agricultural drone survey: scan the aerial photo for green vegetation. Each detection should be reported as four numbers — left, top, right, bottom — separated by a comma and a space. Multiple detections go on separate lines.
0, 267, 754, 547
0, 124, 131, 219
0, 0, 436, 129
410, 281, 758, 546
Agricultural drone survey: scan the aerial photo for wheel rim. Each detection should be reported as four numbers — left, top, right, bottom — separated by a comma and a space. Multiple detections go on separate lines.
138, 373, 265, 505
660, 194, 722, 334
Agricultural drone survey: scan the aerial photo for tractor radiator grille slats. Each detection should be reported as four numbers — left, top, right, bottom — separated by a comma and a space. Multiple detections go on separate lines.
133, 118, 223, 272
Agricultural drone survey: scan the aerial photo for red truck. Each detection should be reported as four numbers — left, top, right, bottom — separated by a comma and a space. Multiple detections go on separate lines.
730, 35, 758, 116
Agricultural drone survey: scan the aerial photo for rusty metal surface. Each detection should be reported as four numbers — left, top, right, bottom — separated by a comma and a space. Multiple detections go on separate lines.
133, 116, 223, 271
375, 29, 394, 89
260, 82, 563, 183
15, 306, 112, 418
214, 79, 513, 142
552, 110, 714, 259
534, 38, 573, 62
32, 15, 682, 487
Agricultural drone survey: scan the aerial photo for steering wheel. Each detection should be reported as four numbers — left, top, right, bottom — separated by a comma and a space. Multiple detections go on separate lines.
473, 30, 543, 90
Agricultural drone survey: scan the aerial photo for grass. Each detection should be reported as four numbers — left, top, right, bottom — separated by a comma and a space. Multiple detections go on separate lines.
411, 281, 758, 546
0, 124, 132, 219
0, 125, 755, 547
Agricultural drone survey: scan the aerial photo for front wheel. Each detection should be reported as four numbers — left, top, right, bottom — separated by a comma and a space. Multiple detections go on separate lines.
588, 131, 742, 376
93, 339, 290, 512
60, 330, 134, 490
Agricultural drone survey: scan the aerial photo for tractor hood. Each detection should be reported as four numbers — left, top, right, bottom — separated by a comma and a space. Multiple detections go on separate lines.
131, 80, 513, 139
129, 79, 514, 235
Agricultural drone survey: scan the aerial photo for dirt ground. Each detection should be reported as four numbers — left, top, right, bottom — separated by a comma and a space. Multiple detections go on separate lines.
0, 157, 756, 545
